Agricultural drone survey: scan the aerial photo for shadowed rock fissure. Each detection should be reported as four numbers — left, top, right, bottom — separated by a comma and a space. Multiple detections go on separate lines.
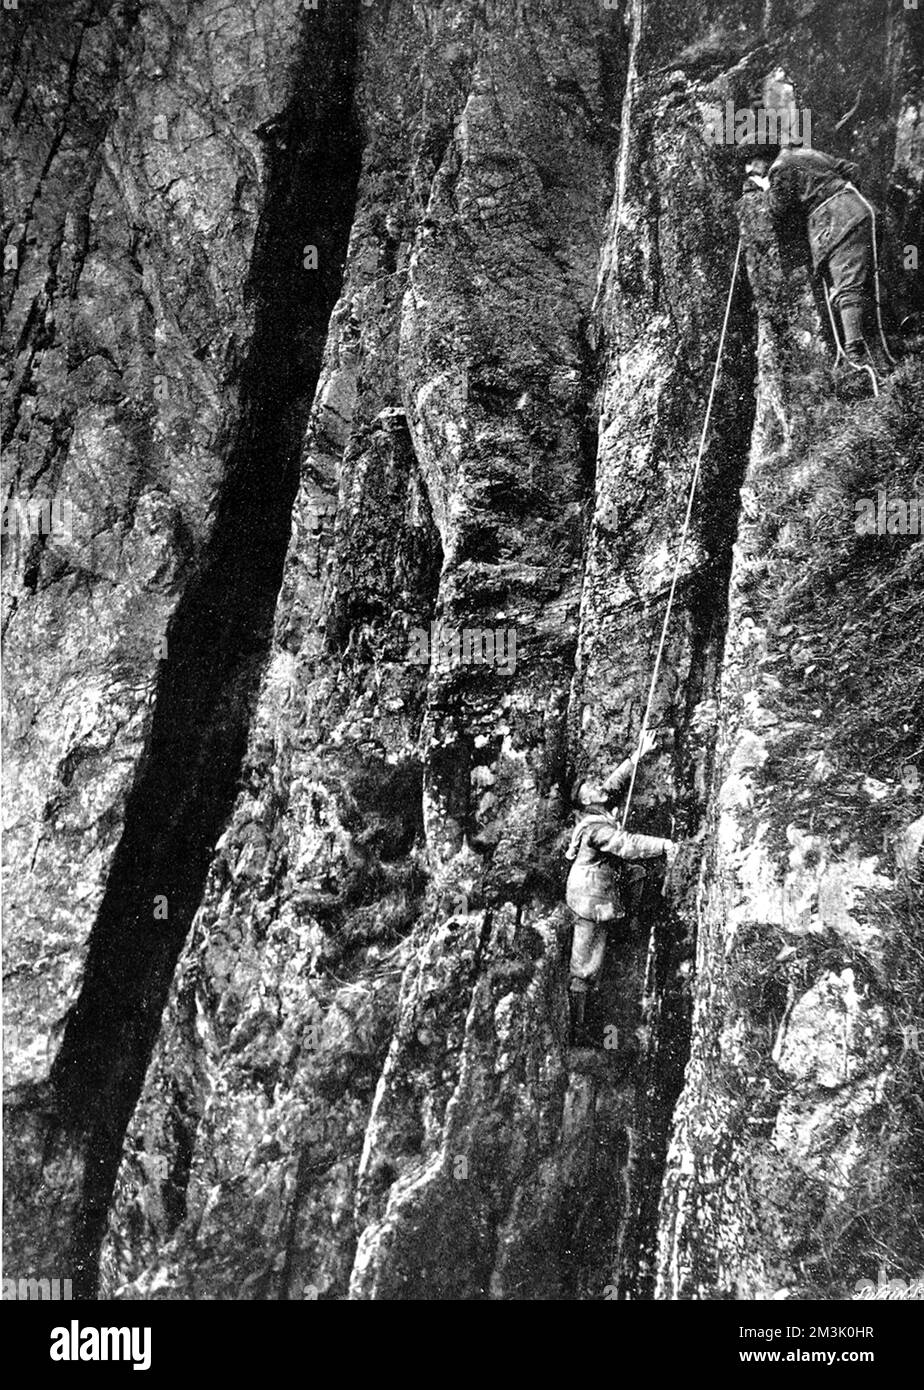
614, 274, 758, 1296
45, 8, 363, 1297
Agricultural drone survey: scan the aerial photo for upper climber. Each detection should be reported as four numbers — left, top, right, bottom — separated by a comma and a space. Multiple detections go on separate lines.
742, 143, 890, 379
564, 730, 675, 1047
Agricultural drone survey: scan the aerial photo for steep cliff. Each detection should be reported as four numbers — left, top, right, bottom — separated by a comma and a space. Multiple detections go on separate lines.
3, 0, 921, 1300
3, 0, 362, 1292
657, 162, 924, 1305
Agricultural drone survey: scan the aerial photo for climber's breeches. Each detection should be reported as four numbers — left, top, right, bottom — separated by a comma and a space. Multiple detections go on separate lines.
824, 224, 874, 314
569, 915, 608, 990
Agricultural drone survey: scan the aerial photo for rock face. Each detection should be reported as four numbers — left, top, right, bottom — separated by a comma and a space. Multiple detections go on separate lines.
3, 0, 922, 1300
3, 0, 361, 1292
656, 186, 924, 1301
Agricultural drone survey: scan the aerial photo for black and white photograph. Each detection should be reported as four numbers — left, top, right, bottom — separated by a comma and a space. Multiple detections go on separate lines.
2, 0, 922, 1353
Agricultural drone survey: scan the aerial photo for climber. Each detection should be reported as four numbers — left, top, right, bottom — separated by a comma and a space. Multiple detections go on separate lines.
742, 142, 893, 381
565, 730, 675, 1047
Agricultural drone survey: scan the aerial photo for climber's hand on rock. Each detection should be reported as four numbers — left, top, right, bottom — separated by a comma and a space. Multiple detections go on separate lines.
663, 839, 678, 864
636, 729, 658, 761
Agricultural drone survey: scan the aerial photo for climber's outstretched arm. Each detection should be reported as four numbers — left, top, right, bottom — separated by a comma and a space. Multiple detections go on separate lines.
594, 826, 672, 861
601, 758, 633, 798
601, 729, 658, 798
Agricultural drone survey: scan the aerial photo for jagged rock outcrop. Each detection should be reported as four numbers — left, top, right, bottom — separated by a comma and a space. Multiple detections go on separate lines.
3, 0, 922, 1300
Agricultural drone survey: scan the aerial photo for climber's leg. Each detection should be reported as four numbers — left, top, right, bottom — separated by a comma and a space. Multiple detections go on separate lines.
569, 916, 606, 1045
568, 980, 587, 1045
840, 301, 868, 357
827, 227, 888, 380
570, 916, 607, 987
844, 184, 898, 364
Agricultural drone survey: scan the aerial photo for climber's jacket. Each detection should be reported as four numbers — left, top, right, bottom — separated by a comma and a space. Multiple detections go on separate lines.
768, 147, 870, 271
565, 811, 670, 924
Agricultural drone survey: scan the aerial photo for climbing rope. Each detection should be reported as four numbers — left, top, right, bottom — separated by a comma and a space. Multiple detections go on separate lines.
618, 190, 893, 830
620, 234, 744, 830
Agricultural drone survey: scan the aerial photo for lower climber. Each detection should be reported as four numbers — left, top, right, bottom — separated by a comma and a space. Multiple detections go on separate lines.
743, 143, 893, 381
565, 730, 675, 1047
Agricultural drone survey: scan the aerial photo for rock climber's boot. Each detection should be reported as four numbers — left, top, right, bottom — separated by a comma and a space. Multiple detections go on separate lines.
840, 304, 884, 394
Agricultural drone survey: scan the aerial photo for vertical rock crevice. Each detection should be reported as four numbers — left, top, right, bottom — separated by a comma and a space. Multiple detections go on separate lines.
572, 15, 763, 1287
97, 0, 487, 1299
10, 3, 364, 1297
95, 0, 633, 1303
